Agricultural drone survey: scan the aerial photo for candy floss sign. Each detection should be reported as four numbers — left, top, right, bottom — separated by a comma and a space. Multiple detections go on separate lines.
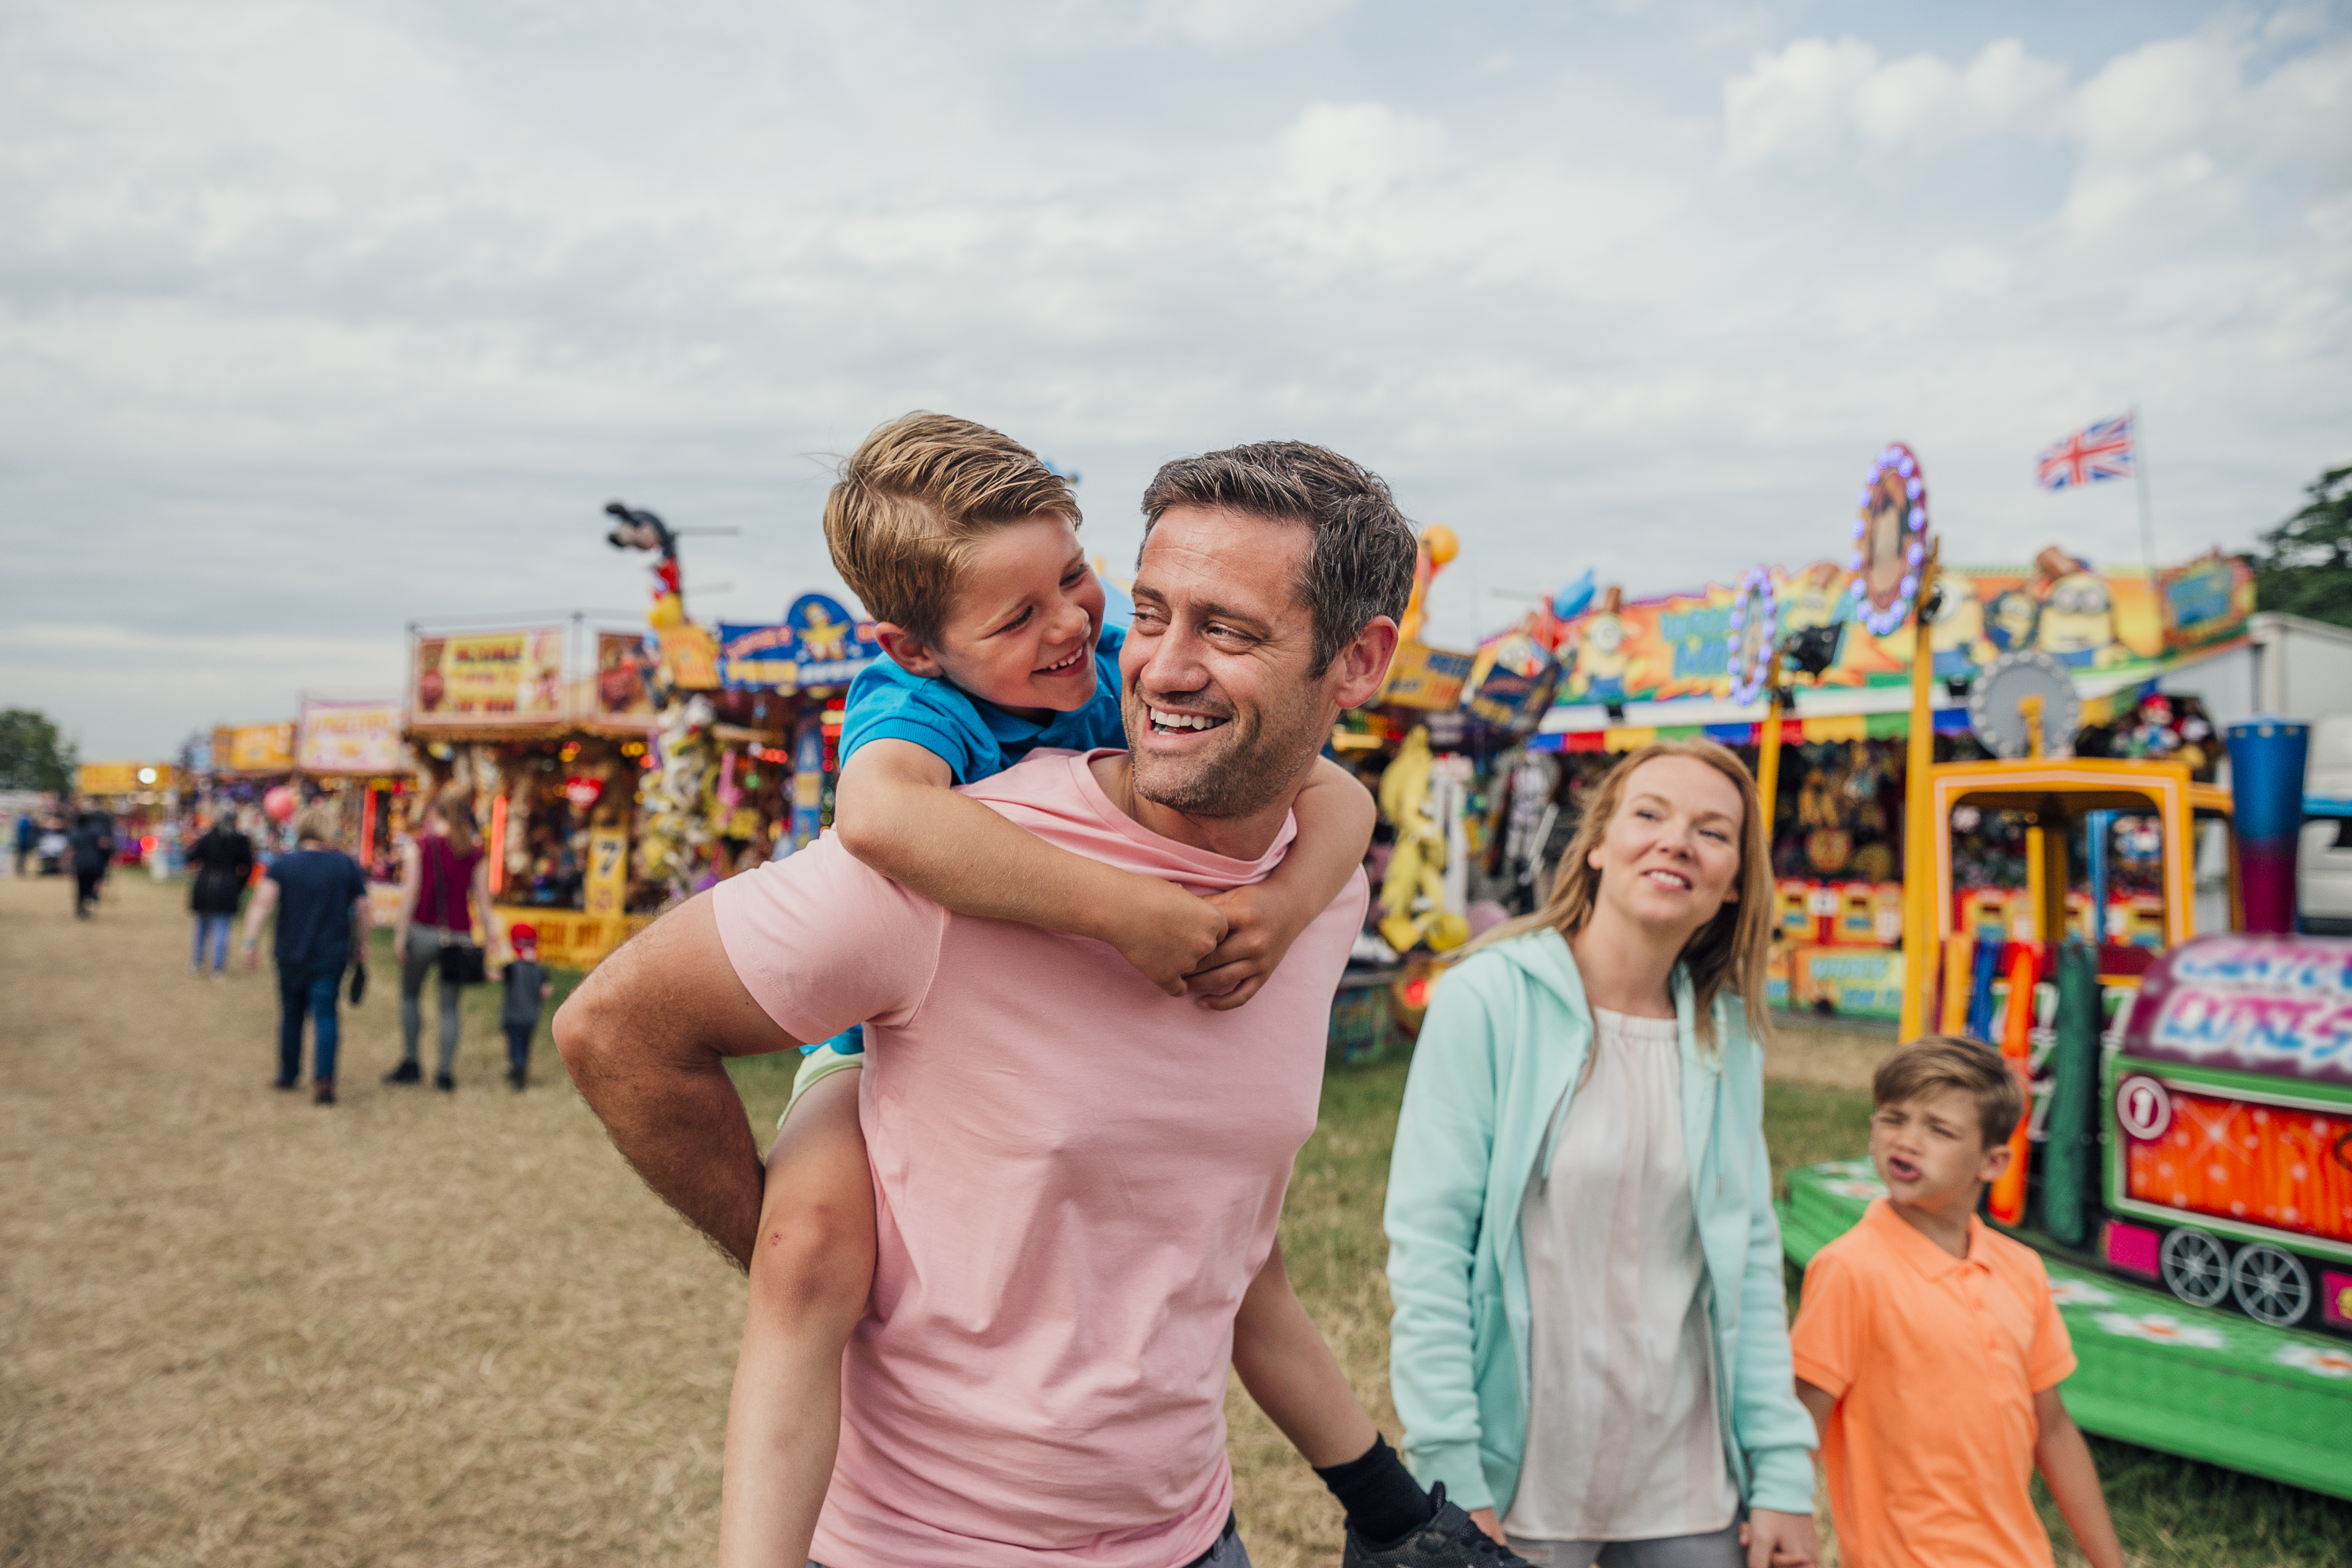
2124, 934, 2352, 1087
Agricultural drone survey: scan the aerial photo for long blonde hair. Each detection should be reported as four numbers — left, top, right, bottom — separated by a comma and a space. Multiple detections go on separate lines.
426, 787, 479, 860
1468, 738, 1774, 1047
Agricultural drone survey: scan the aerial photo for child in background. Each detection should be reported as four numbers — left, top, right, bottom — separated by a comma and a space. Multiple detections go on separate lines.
1789, 1036, 2124, 1568
719, 414, 1401, 1568
499, 923, 551, 1092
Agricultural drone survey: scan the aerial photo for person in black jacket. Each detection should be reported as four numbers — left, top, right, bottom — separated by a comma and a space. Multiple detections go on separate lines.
186, 812, 256, 975
68, 810, 114, 919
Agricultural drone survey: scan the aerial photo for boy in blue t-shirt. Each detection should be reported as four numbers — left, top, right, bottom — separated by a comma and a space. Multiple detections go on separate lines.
719, 414, 1398, 1566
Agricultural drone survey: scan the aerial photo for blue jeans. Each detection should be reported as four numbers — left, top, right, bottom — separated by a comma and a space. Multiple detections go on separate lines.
277, 963, 343, 1086
192, 913, 233, 971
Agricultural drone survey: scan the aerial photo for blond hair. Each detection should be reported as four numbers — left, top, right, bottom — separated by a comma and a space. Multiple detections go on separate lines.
822, 412, 1081, 645
294, 804, 338, 844
1469, 739, 1774, 1047
1874, 1035, 2024, 1148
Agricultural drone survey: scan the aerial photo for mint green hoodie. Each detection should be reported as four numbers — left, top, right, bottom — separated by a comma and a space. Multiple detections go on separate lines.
1383, 929, 1817, 1519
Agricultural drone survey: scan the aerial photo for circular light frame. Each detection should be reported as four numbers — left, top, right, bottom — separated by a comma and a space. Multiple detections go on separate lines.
1724, 564, 1779, 707
1847, 441, 1932, 637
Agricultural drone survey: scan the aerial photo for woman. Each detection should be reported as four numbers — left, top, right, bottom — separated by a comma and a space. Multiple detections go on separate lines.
1385, 740, 1818, 1568
388, 789, 488, 1091
185, 812, 255, 975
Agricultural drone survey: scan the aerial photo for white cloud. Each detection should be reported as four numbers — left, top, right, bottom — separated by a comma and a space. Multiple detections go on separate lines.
1144, 0, 1355, 46
1723, 36, 2064, 165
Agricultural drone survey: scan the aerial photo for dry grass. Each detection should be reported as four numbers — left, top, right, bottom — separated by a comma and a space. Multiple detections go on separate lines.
15, 874, 2338, 1567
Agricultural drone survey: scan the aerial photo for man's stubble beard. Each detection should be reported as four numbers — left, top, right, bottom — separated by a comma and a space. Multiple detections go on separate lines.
1122, 676, 1327, 822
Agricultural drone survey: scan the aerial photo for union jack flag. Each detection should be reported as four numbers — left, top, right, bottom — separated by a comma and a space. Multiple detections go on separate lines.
2036, 413, 2135, 490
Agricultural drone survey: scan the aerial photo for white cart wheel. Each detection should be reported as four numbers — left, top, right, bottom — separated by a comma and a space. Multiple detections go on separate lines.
2159, 1227, 2232, 1308
2231, 1244, 2312, 1327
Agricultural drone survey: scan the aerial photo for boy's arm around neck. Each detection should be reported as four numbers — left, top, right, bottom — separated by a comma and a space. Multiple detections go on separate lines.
830, 739, 1225, 997
1189, 755, 1374, 1009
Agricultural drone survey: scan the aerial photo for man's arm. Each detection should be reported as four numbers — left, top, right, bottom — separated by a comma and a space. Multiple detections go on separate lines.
1188, 755, 1374, 1009
553, 892, 800, 1270
240, 878, 280, 967
830, 739, 1225, 997
1229, 1236, 1380, 1468
2033, 1388, 2123, 1568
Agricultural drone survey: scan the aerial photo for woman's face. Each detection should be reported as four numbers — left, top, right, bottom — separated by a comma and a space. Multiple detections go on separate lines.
1588, 754, 1746, 940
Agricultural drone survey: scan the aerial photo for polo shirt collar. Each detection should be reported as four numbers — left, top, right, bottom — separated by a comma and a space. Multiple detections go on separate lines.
1863, 1196, 1993, 1280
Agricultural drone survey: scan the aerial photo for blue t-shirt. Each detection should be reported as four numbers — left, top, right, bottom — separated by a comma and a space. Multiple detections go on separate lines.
806, 623, 1127, 1059
267, 848, 369, 970
839, 623, 1127, 786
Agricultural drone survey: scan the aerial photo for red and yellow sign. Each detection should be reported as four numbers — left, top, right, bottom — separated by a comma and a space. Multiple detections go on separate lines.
224, 722, 297, 774
297, 700, 403, 774
76, 761, 175, 796
412, 629, 565, 722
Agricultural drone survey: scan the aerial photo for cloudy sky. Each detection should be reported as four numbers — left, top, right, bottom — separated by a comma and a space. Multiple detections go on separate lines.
4, 0, 2346, 759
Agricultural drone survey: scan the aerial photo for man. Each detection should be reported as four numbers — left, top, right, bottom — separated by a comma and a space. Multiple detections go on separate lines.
68, 808, 114, 918
241, 804, 369, 1104
558, 441, 1521, 1568
13, 809, 35, 878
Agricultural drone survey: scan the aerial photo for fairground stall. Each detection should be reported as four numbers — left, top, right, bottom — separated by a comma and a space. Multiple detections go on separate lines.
405, 615, 661, 969
292, 698, 411, 924
195, 720, 302, 856
72, 761, 180, 874
1504, 511, 2253, 1021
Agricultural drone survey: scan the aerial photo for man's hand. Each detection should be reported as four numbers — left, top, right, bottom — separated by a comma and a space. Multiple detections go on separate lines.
1186, 881, 1308, 1010
1105, 877, 1227, 998
1740, 1508, 1819, 1568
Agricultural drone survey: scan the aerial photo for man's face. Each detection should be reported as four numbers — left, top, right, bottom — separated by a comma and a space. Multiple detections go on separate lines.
1121, 506, 1335, 820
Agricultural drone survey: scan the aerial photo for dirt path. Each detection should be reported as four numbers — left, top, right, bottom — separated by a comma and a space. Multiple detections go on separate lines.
1, 872, 741, 1566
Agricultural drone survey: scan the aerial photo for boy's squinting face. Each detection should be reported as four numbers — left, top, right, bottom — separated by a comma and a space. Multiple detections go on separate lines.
880, 514, 1106, 721
1869, 1085, 2010, 1212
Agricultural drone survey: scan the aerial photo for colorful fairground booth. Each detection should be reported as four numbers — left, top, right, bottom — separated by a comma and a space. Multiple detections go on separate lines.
402, 594, 885, 972
72, 760, 180, 872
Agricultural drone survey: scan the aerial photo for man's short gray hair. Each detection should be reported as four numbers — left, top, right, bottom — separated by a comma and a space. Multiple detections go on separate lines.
1139, 441, 1418, 675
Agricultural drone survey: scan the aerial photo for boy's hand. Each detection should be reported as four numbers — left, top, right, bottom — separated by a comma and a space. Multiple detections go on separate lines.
1186, 882, 1307, 1011
1740, 1509, 1819, 1568
1108, 878, 1228, 998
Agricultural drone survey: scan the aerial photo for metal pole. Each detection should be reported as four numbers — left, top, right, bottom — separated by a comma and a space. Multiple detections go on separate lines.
2133, 401, 2159, 594
1898, 544, 1942, 1043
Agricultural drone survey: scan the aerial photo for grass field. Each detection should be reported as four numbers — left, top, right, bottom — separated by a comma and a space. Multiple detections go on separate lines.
5, 872, 2351, 1565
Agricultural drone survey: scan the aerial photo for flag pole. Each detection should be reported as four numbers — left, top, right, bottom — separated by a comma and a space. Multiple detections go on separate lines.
2132, 400, 2158, 593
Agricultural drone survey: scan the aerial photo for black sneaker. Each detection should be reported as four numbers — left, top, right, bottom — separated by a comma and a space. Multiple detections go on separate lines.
1341, 1484, 1533, 1568
434, 1071, 456, 1092
313, 1080, 336, 1106
507, 1066, 526, 1091
383, 1060, 422, 1085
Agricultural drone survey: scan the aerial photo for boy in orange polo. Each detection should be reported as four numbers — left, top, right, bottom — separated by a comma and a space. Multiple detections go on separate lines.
1789, 1036, 2124, 1568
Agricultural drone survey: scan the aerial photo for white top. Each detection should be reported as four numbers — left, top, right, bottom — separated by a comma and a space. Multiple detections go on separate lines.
1502, 1007, 1737, 1545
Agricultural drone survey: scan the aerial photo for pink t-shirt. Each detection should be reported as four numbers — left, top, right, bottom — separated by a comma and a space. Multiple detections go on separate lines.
713, 749, 1367, 1568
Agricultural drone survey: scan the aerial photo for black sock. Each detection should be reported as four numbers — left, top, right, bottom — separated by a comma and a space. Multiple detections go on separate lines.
1312, 1434, 1436, 1548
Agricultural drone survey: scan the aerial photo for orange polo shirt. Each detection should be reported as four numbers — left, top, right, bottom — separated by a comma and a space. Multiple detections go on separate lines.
1790, 1200, 2077, 1568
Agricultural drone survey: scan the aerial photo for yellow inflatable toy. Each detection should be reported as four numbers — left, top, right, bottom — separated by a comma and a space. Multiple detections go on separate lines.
1376, 725, 1471, 955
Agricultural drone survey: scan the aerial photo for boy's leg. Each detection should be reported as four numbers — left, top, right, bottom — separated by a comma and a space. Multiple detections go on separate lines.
720, 1069, 874, 1568
506, 1022, 533, 1084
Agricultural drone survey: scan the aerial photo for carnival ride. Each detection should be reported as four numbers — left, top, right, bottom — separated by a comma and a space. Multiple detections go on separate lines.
1772, 446, 2352, 1502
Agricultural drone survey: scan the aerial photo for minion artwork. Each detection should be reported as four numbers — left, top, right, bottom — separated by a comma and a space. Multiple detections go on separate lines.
2033, 548, 2128, 669
1780, 562, 1849, 634
1567, 585, 1633, 704
1924, 569, 1989, 678
1983, 586, 2041, 654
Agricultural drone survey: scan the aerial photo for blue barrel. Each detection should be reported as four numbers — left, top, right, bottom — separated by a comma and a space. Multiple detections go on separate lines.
2226, 717, 2310, 934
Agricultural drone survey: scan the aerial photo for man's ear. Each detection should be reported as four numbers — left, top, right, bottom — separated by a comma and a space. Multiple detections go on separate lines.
872, 623, 943, 679
1328, 616, 1400, 711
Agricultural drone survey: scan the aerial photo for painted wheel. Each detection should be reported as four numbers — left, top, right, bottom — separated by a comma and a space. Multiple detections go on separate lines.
2231, 1244, 2312, 1327
2159, 1227, 2231, 1308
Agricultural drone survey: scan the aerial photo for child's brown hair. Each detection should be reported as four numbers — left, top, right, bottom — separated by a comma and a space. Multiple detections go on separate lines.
1873, 1035, 2025, 1149
822, 412, 1081, 645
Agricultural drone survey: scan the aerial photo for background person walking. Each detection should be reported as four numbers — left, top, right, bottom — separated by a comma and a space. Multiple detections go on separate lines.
499, 922, 550, 1091
240, 805, 369, 1104
68, 809, 114, 918
185, 812, 255, 975
388, 788, 487, 1091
